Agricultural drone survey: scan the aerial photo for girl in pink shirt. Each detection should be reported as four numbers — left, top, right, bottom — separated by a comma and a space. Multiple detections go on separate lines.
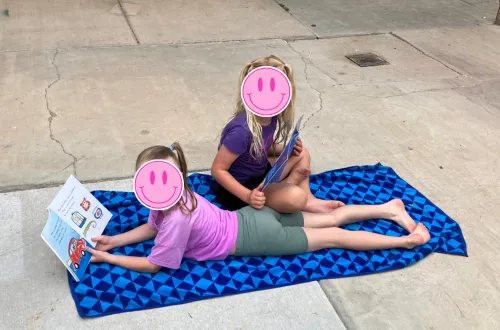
86, 143, 430, 273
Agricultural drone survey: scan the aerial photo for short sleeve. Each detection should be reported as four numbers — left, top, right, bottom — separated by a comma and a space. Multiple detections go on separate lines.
147, 210, 160, 230
147, 217, 192, 269
221, 125, 250, 155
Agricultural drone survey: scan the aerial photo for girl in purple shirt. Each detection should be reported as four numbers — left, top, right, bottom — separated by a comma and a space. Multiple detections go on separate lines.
211, 55, 345, 213
86, 143, 430, 273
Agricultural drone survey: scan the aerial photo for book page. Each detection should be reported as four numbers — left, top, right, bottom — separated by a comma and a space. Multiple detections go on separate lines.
47, 175, 112, 247
41, 211, 92, 281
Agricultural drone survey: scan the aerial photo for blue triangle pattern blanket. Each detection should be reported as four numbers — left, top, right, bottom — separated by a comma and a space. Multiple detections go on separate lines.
68, 163, 467, 317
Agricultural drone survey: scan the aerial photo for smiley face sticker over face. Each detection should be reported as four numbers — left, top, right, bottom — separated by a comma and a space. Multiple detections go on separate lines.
133, 160, 184, 210
241, 66, 292, 117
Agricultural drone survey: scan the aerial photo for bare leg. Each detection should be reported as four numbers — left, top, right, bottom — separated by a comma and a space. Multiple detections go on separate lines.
266, 147, 346, 213
264, 181, 308, 213
263, 153, 309, 213
303, 223, 430, 252
302, 199, 418, 233
294, 148, 345, 213
268, 148, 343, 212
269, 152, 309, 186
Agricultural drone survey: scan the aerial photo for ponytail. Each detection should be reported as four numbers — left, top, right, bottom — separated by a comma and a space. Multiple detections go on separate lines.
170, 142, 198, 217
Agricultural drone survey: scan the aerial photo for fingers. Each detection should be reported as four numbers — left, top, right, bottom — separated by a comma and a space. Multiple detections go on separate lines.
251, 184, 266, 208
252, 202, 265, 209
293, 141, 303, 156
85, 247, 97, 262
91, 235, 103, 242
86, 247, 107, 263
251, 196, 266, 208
255, 196, 266, 203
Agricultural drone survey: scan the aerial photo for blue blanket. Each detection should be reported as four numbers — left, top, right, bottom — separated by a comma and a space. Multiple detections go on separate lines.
68, 163, 467, 317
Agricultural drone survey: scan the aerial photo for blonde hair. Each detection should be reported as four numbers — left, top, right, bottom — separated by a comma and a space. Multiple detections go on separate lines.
224, 55, 296, 159
135, 142, 197, 216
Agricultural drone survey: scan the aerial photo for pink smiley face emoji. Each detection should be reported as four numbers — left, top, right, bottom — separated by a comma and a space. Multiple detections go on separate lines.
241, 66, 292, 117
133, 160, 184, 210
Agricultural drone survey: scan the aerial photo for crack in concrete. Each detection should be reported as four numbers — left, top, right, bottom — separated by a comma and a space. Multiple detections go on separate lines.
328, 86, 455, 99
301, 59, 325, 130
451, 76, 500, 89
0, 32, 393, 55
117, 0, 140, 44
390, 32, 464, 76
454, 88, 500, 118
0, 168, 212, 193
286, 42, 334, 130
272, 0, 319, 39
0, 239, 37, 258
444, 291, 465, 318
45, 49, 79, 176
383, 87, 450, 98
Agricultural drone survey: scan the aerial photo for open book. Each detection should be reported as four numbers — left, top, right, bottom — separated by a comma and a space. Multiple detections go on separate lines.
261, 115, 304, 191
41, 176, 112, 282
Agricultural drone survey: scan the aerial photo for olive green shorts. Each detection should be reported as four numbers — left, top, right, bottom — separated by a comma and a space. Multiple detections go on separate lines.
235, 206, 308, 257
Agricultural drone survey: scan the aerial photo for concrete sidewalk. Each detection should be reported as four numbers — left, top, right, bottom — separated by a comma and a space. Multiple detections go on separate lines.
1, 0, 500, 329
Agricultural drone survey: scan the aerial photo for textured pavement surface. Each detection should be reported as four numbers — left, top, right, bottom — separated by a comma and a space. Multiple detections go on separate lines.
1, 0, 499, 329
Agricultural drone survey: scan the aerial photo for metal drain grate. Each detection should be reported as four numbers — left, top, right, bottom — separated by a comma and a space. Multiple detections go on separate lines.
345, 53, 389, 67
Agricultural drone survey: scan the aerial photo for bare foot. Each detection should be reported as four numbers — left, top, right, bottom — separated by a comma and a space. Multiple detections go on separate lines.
303, 197, 345, 213
285, 167, 311, 185
387, 199, 417, 233
405, 223, 431, 249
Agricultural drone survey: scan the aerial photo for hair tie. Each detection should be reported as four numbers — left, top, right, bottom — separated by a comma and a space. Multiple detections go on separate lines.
168, 145, 174, 151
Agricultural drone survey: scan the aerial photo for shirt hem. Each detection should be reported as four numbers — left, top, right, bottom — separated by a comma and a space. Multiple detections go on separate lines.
147, 255, 179, 270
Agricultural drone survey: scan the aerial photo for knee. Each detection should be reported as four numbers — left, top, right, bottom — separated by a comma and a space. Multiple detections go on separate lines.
300, 146, 311, 165
301, 146, 310, 158
287, 186, 307, 212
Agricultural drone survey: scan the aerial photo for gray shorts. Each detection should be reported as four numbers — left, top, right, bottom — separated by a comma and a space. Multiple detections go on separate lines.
235, 206, 308, 257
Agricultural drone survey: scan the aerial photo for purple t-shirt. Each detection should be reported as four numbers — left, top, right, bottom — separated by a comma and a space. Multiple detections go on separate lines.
219, 113, 277, 183
147, 192, 238, 269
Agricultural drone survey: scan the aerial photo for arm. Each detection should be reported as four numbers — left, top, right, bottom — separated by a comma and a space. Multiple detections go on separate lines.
211, 145, 252, 203
112, 223, 157, 248
85, 249, 161, 273
91, 223, 157, 251
88, 214, 193, 273
107, 255, 161, 273
273, 138, 303, 158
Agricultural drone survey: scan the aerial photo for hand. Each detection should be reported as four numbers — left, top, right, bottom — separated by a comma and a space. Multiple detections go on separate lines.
332, 200, 346, 208
85, 247, 111, 263
292, 138, 303, 157
247, 183, 266, 209
91, 235, 116, 252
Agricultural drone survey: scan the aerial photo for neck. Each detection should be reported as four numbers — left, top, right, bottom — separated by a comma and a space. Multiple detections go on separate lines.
256, 116, 272, 126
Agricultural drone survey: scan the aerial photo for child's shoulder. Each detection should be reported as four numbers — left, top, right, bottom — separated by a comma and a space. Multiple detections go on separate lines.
223, 114, 251, 136
226, 112, 248, 127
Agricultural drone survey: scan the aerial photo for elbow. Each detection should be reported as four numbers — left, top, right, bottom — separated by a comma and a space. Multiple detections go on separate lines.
211, 166, 226, 180
149, 264, 161, 273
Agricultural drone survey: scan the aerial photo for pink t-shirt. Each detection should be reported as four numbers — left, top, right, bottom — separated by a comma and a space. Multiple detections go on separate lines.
146, 192, 238, 269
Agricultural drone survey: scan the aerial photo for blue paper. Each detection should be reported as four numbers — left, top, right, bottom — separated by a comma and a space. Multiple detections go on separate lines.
262, 115, 303, 190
